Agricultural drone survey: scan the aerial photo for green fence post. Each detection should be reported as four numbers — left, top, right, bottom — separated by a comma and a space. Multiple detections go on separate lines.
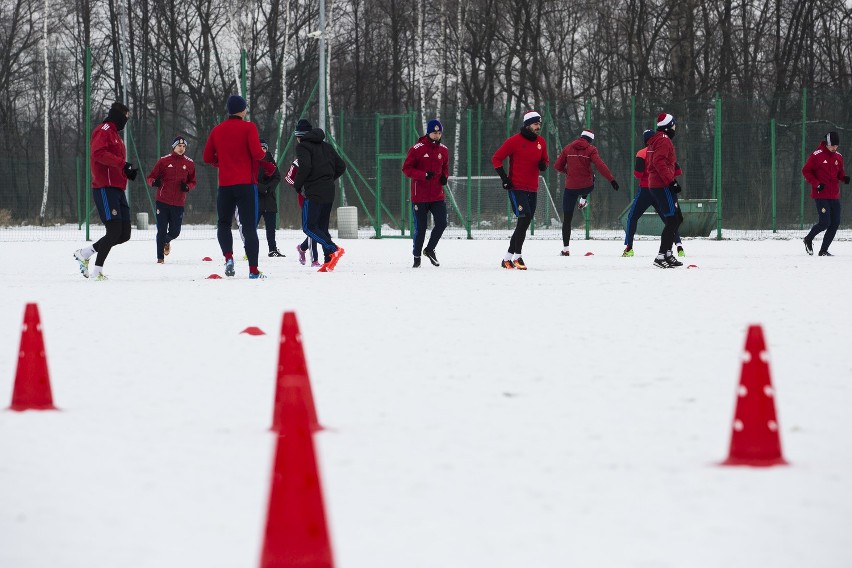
241, 49, 247, 100
584, 98, 591, 239
505, 103, 511, 229
630, 95, 636, 200
800, 87, 807, 230
76, 156, 81, 228
771, 118, 777, 232
375, 113, 382, 238
715, 93, 723, 240
476, 103, 482, 230
339, 109, 346, 205
85, 46, 91, 241
466, 108, 472, 239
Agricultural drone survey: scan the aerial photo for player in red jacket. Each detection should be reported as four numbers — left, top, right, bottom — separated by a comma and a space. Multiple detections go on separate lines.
554, 129, 619, 255
646, 113, 684, 268
203, 95, 269, 279
73, 101, 138, 280
402, 118, 450, 268
622, 129, 685, 257
147, 136, 196, 263
492, 110, 549, 269
802, 131, 849, 256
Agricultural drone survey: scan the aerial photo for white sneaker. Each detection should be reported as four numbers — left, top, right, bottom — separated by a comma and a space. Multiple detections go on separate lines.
74, 250, 90, 278
93, 273, 108, 281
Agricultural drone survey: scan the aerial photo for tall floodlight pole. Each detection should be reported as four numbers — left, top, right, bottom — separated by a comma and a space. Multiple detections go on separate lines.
318, 0, 326, 131
40, 0, 49, 223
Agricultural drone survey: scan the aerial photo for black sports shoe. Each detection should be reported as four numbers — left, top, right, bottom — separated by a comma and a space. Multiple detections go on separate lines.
665, 254, 683, 267
804, 238, 814, 256
413, 256, 421, 268
653, 256, 669, 268
423, 248, 440, 266
818, 250, 833, 256
268, 249, 285, 257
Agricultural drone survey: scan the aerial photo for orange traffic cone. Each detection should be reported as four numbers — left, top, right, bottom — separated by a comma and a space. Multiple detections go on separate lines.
271, 312, 321, 433
722, 325, 787, 466
260, 386, 335, 568
9, 303, 57, 411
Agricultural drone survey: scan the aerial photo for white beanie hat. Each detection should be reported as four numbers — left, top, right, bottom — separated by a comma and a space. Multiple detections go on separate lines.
523, 111, 542, 127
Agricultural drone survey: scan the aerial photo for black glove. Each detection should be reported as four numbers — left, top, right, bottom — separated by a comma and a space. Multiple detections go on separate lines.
151, 177, 162, 188
180, 182, 189, 192
670, 180, 682, 194
611, 179, 619, 191
425, 171, 434, 180
538, 160, 547, 172
495, 167, 512, 190
843, 176, 850, 184
439, 174, 448, 186
816, 183, 825, 192
123, 162, 138, 181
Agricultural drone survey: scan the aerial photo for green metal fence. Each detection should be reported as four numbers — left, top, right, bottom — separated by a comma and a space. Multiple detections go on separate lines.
2, 85, 851, 241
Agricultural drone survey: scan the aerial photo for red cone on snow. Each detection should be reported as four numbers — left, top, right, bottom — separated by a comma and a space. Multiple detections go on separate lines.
722, 325, 787, 467
202, 256, 213, 261
241, 327, 266, 336
260, 386, 335, 568
271, 312, 321, 433
206, 274, 222, 279
9, 304, 57, 411
687, 264, 699, 269
584, 252, 594, 256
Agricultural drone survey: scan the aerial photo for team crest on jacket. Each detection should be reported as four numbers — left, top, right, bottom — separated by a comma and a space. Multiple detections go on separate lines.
414, 204, 419, 211
111, 209, 118, 216
438, 154, 443, 161
537, 143, 541, 150
822, 207, 827, 213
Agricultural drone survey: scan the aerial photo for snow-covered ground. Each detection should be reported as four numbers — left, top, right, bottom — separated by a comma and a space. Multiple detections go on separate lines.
1, 233, 850, 568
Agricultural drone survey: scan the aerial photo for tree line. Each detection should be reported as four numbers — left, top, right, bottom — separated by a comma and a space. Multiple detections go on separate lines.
1, 0, 850, 225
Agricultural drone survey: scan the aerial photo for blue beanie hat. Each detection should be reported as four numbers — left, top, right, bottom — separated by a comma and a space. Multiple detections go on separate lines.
642, 129, 654, 144
226, 95, 247, 114
426, 119, 443, 134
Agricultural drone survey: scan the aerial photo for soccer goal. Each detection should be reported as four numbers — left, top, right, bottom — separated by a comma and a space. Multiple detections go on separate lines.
443, 176, 563, 239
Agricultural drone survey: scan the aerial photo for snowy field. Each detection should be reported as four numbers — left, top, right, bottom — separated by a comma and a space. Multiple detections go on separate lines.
1, 232, 851, 568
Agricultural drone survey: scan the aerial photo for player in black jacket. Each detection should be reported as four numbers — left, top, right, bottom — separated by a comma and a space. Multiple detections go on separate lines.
293, 123, 347, 271
258, 139, 284, 257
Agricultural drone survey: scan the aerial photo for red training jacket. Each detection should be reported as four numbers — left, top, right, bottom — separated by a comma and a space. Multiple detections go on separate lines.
645, 132, 677, 188
202, 116, 266, 186
402, 135, 450, 203
491, 132, 549, 192
634, 147, 682, 188
802, 141, 846, 200
90, 121, 128, 190
146, 152, 197, 207
554, 137, 614, 189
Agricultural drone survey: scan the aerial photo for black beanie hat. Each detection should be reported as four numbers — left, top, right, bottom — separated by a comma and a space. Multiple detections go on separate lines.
826, 132, 840, 146
260, 138, 269, 150
294, 119, 312, 137
643, 129, 654, 144
172, 135, 188, 149
106, 101, 129, 131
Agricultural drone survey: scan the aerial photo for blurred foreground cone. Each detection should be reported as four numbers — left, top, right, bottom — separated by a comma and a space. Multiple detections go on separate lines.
9, 303, 57, 411
271, 312, 320, 433
722, 325, 787, 466
260, 386, 334, 568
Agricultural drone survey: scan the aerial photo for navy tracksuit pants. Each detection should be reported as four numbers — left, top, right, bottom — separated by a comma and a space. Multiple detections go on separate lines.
218, 184, 259, 266
156, 201, 184, 260
302, 199, 338, 261
412, 200, 448, 256
624, 188, 682, 248
805, 199, 842, 253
